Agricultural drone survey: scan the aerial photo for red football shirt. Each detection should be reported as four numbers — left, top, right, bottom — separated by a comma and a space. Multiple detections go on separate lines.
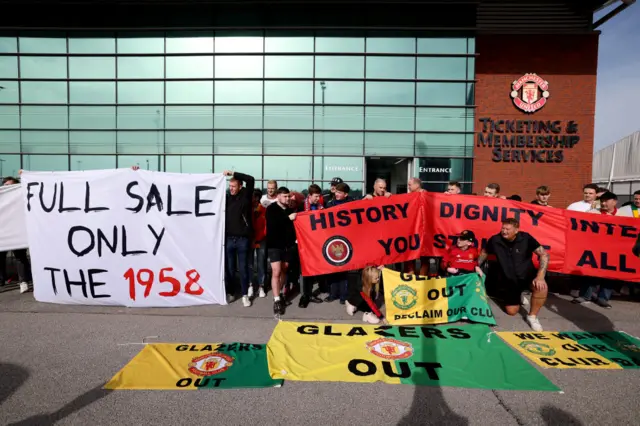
443, 246, 479, 272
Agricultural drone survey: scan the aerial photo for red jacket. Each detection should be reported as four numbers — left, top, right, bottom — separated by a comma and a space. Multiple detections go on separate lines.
442, 246, 479, 272
252, 204, 266, 246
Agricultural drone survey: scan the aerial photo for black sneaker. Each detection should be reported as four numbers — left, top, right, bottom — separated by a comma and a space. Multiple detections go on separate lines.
298, 295, 310, 309
309, 296, 323, 304
278, 299, 286, 315
596, 298, 612, 309
273, 300, 283, 315
324, 296, 337, 303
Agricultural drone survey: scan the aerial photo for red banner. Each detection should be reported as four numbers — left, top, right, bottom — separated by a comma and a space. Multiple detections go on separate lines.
294, 192, 640, 282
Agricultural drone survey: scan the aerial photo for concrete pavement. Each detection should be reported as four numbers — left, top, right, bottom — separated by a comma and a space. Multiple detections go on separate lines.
1, 283, 639, 426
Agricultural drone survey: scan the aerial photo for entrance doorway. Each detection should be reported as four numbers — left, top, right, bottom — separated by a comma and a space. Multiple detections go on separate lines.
365, 157, 411, 195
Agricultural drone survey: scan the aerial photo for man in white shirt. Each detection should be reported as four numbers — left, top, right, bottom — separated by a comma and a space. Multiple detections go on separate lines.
616, 190, 640, 218
260, 180, 278, 207
567, 183, 599, 212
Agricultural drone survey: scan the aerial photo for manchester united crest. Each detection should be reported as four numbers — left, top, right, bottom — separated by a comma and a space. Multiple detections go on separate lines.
366, 338, 414, 360
188, 352, 234, 377
511, 73, 549, 113
322, 235, 353, 267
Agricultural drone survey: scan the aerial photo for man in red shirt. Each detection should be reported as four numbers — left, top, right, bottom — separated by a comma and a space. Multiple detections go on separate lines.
442, 230, 483, 276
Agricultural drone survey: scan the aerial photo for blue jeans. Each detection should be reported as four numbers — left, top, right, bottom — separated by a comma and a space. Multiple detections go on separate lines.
225, 236, 250, 296
330, 273, 348, 302
579, 280, 613, 302
248, 240, 266, 287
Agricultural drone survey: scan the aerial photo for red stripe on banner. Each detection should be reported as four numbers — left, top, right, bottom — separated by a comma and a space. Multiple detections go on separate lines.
293, 192, 640, 282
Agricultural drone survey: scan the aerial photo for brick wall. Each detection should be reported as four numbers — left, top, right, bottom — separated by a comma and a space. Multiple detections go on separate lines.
473, 34, 599, 208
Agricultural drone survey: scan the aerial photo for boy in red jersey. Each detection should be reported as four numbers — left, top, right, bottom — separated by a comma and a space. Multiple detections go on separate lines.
442, 230, 483, 277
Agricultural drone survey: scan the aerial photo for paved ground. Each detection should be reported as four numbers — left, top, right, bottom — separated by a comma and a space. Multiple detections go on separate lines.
1, 283, 639, 426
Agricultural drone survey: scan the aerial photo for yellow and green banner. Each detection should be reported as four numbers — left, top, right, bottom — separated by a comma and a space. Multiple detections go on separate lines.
267, 321, 559, 391
383, 269, 495, 326
498, 331, 640, 370
105, 343, 283, 390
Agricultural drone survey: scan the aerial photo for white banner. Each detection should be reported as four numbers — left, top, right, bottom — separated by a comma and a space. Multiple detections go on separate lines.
21, 169, 226, 307
0, 184, 29, 251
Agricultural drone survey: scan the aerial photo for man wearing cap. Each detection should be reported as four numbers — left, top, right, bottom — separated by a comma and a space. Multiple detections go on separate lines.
323, 177, 344, 206
441, 230, 483, 276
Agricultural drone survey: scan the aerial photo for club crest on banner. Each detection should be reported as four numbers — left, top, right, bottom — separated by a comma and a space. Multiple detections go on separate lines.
519, 341, 556, 357
188, 352, 234, 376
366, 338, 414, 360
391, 284, 418, 310
322, 235, 353, 267
511, 73, 549, 113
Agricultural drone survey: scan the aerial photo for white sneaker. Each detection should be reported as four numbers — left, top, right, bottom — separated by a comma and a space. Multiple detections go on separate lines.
521, 292, 530, 307
345, 300, 357, 316
258, 287, 266, 298
526, 315, 543, 332
19, 282, 29, 294
242, 295, 251, 307
363, 312, 381, 324
247, 286, 254, 298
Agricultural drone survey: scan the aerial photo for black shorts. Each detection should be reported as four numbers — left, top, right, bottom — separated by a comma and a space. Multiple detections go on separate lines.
498, 279, 532, 306
268, 247, 293, 264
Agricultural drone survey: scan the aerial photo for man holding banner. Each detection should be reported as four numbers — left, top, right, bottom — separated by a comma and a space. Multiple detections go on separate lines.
478, 218, 549, 331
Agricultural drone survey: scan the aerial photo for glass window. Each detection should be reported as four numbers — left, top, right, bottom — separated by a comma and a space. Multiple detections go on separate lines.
0, 131, 20, 153
365, 106, 414, 131
263, 131, 312, 155
0, 37, 17, 53
166, 56, 214, 78
316, 37, 364, 53
314, 132, 363, 155
0, 154, 20, 177
117, 33, 164, 54
69, 106, 116, 129
414, 133, 471, 157
366, 82, 414, 105
275, 180, 312, 194
214, 155, 262, 178
165, 155, 213, 173
117, 131, 164, 155
0, 106, 19, 128
366, 57, 415, 80
214, 131, 262, 155
313, 156, 363, 181
467, 57, 475, 79
20, 57, 67, 79
417, 38, 468, 54
264, 106, 312, 129
315, 56, 364, 79
19, 37, 66, 54
69, 82, 116, 104
215, 81, 263, 103
118, 155, 163, 171
21, 131, 69, 154
467, 38, 475, 54
166, 32, 214, 53
417, 57, 468, 80
0, 81, 19, 103
167, 106, 214, 129
214, 106, 262, 129
366, 37, 415, 54
415, 108, 470, 132
215, 34, 263, 53
71, 155, 117, 171
265, 81, 313, 104
117, 106, 164, 130
315, 106, 363, 130
165, 131, 213, 154
215, 56, 263, 78
264, 56, 313, 78
365, 132, 414, 156
0, 56, 18, 78
166, 81, 214, 104
265, 36, 314, 52
21, 82, 67, 104
416, 83, 468, 106
23, 155, 69, 171
117, 82, 164, 104
68, 34, 116, 54
264, 156, 312, 180
117, 57, 164, 79
314, 81, 363, 104
21, 106, 68, 129
69, 131, 117, 154
69, 57, 116, 79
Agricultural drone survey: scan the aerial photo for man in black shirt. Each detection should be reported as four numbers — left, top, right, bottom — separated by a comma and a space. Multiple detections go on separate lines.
266, 187, 297, 316
223, 170, 255, 307
478, 218, 550, 331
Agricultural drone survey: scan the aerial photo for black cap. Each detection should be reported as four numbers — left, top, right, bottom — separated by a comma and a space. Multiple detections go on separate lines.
599, 191, 617, 202
459, 230, 476, 242
331, 177, 344, 186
